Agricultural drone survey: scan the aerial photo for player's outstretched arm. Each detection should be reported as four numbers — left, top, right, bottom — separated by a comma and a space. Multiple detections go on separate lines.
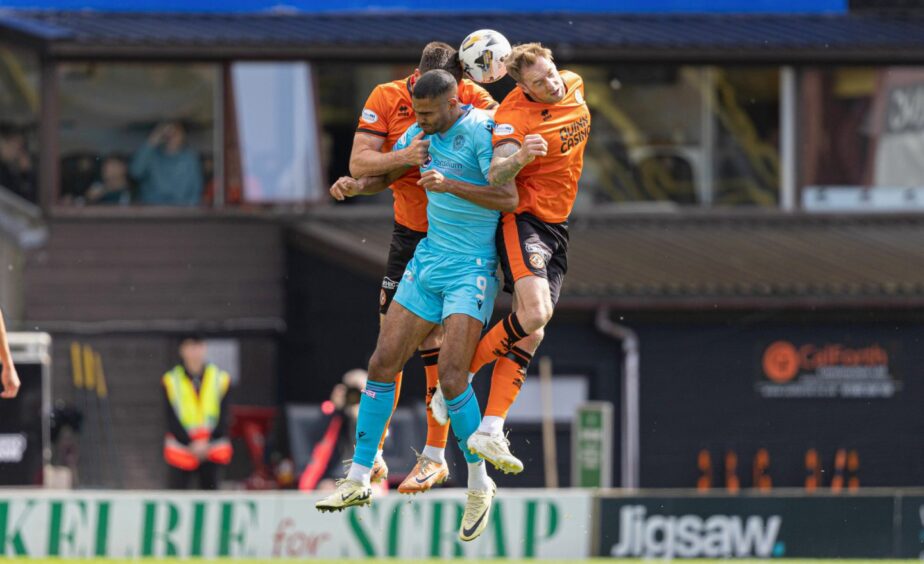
418, 170, 518, 212
487, 135, 547, 187
330, 168, 408, 201
0, 308, 19, 399
350, 132, 428, 179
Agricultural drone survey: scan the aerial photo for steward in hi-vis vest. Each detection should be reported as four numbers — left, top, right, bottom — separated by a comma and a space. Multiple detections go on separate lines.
162, 336, 232, 490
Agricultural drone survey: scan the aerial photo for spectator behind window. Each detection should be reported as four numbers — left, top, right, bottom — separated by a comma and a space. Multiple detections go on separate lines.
85, 155, 131, 205
130, 120, 203, 206
0, 128, 36, 202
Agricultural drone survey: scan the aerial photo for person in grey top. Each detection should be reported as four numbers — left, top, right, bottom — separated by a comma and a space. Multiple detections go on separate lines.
131, 120, 203, 205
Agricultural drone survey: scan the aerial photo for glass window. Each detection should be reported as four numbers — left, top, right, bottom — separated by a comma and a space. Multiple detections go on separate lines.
58, 63, 217, 207
0, 44, 40, 204
228, 62, 325, 204
572, 64, 780, 210
714, 67, 780, 207
800, 66, 924, 211
315, 62, 417, 207
315, 63, 414, 205
315, 62, 781, 211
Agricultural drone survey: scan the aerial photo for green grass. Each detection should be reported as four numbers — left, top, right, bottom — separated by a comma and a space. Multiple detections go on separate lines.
10, 558, 920, 564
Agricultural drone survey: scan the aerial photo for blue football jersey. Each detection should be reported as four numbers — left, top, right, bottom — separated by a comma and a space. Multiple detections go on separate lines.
393, 105, 498, 258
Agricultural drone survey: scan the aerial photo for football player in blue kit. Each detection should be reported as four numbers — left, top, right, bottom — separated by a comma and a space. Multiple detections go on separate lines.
317, 69, 517, 543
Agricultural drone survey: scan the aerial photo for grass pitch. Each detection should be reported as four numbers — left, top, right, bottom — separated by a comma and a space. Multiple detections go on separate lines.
14, 558, 920, 564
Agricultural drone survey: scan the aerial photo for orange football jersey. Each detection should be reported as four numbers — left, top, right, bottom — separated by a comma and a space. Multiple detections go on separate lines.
356, 75, 497, 232
491, 70, 590, 224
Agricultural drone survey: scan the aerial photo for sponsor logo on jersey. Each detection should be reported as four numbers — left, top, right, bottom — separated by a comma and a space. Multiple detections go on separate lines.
559, 114, 591, 154
434, 158, 463, 171
494, 123, 515, 136
362, 108, 379, 123
541, 109, 552, 121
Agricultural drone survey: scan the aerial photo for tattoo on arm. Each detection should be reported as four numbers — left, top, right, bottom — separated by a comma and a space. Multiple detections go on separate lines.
488, 142, 525, 187
438, 178, 517, 212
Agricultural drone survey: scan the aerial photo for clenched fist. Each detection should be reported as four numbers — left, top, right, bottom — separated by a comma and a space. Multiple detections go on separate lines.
1, 362, 19, 399
401, 131, 431, 167
329, 176, 364, 201
418, 169, 447, 192
517, 134, 548, 165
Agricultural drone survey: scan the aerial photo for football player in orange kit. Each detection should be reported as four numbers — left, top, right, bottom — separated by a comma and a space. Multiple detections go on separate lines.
328, 41, 498, 493
438, 42, 591, 474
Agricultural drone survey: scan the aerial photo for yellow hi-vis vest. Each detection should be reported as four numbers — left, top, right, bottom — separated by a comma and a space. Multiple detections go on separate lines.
162, 364, 232, 470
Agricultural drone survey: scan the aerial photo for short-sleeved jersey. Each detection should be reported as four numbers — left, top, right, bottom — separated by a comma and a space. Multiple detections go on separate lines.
393, 106, 499, 258
491, 70, 590, 224
356, 76, 497, 232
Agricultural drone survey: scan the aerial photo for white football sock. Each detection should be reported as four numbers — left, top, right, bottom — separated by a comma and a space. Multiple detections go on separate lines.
422, 445, 446, 464
478, 415, 505, 436
467, 460, 492, 492
347, 462, 372, 486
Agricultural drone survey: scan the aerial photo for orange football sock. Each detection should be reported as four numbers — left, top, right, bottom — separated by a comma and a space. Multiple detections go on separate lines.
484, 347, 532, 418
420, 348, 449, 448
469, 312, 528, 374
377, 370, 402, 451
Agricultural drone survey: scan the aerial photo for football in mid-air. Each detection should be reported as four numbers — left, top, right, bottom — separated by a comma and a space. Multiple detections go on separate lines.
459, 29, 512, 84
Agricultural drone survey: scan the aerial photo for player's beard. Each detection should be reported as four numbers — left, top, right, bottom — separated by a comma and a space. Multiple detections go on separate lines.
422, 117, 446, 135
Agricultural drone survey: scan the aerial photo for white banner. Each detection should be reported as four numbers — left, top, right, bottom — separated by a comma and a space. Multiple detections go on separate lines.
0, 489, 591, 559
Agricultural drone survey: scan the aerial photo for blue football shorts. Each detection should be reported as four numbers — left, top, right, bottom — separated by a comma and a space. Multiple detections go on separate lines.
393, 238, 499, 326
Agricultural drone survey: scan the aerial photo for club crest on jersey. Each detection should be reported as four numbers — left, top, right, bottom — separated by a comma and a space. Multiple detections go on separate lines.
495, 123, 515, 136
361, 108, 379, 123
529, 253, 546, 269
453, 135, 464, 150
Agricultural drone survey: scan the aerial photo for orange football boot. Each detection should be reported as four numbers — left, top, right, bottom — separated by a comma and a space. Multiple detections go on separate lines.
397, 453, 449, 494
